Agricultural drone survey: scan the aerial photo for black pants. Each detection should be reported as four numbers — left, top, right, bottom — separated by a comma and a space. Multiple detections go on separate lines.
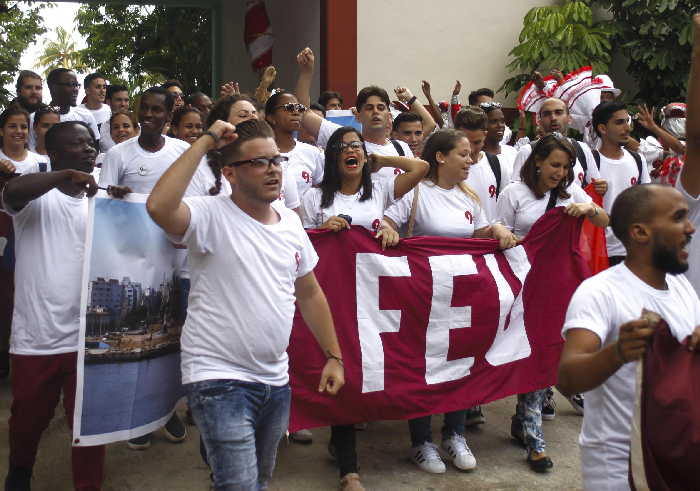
330, 424, 357, 477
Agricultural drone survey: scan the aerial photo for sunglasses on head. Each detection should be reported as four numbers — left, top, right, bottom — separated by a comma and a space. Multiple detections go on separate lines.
275, 103, 306, 113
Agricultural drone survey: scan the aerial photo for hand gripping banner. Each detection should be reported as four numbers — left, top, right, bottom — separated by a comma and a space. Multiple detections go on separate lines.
289, 210, 590, 431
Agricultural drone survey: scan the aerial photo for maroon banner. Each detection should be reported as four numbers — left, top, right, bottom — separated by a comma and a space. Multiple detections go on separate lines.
630, 323, 700, 491
288, 209, 591, 431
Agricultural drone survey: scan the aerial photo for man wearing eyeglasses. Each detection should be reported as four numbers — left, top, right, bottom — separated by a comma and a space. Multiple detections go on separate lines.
145, 118, 344, 490
44, 68, 100, 149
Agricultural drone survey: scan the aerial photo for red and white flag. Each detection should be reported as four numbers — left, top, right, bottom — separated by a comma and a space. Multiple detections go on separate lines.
244, 0, 273, 73
288, 209, 591, 431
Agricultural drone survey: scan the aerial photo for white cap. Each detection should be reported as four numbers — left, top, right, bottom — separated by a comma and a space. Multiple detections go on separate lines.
596, 74, 621, 97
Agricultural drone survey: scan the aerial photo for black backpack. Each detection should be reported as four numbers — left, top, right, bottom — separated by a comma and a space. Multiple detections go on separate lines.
591, 149, 644, 185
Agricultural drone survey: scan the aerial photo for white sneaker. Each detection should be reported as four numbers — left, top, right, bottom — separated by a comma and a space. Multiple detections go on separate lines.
441, 435, 477, 471
410, 442, 446, 474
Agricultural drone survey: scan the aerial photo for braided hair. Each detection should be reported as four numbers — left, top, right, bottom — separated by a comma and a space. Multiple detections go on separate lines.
205, 94, 256, 195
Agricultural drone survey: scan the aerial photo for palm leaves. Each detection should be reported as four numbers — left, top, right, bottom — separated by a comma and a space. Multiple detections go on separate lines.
35, 26, 86, 78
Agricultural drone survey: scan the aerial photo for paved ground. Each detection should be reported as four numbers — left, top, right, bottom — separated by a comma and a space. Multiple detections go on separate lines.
0, 377, 584, 490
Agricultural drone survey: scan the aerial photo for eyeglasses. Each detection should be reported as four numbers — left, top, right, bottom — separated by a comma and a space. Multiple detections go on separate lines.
225, 155, 288, 169
479, 101, 502, 110
337, 141, 364, 152
274, 103, 307, 113
54, 82, 81, 88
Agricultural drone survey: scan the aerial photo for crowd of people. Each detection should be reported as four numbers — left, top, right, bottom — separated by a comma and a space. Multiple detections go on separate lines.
0, 12, 699, 491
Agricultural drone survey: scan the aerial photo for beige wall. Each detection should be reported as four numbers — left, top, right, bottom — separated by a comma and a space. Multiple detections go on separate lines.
357, 0, 557, 107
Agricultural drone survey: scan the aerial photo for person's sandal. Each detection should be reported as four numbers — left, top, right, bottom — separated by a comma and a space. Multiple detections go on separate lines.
339, 472, 365, 491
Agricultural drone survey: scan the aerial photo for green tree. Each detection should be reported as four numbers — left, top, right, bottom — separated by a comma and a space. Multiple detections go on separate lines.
592, 0, 696, 105
75, 4, 211, 94
35, 25, 86, 78
499, 1, 613, 97
0, 2, 47, 107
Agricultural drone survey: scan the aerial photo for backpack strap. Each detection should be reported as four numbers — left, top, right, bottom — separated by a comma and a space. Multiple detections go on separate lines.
592, 149, 601, 170
406, 183, 421, 238
390, 139, 405, 157
570, 139, 590, 186
38, 162, 47, 172
546, 189, 558, 211
485, 152, 502, 197
629, 151, 643, 185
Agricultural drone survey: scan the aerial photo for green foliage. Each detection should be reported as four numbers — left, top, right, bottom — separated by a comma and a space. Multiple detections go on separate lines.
75, 4, 211, 95
499, 1, 613, 97
0, 2, 47, 107
35, 26, 86, 78
591, 0, 695, 105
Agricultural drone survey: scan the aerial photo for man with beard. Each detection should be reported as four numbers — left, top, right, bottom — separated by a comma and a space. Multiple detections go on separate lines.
2, 121, 107, 491
677, 13, 700, 298
512, 97, 605, 192
11, 71, 43, 114
591, 101, 651, 265
558, 183, 700, 490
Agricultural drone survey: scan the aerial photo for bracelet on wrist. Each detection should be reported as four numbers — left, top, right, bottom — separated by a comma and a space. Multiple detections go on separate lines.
407, 95, 417, 107
202, 130, 220, 146
326, 351, 344, 366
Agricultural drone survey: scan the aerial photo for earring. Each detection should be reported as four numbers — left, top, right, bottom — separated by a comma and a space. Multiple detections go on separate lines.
536, 167, 541, 175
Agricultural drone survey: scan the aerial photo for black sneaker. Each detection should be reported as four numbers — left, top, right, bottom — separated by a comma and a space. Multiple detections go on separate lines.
4, 465, 31, 491
464, 406, 485, 427
542, 388, 556, 421
127, 433, 152, 450
163, 413, 187, 443
567, 393, 584, 415
527, 450, 553, 473
510, 415, 526, 447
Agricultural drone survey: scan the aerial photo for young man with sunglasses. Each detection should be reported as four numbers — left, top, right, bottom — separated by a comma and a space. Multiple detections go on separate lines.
145, 118, 344, 490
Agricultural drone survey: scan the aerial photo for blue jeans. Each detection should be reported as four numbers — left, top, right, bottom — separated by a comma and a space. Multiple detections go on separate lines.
514, 389, 547, 453
408, 410, 466, 447
186, 379, 291, 491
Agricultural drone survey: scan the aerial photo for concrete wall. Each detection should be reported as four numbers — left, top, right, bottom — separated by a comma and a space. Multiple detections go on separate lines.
356, 0, 558, 106
219, 0, 320, 100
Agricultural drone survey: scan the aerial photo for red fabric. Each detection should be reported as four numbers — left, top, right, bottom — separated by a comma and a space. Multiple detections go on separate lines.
9, 352, 105, 490
631, 324, 700, 491
580, 183, 609, 275
288, 210, 589, 431
244, 0, 273, 72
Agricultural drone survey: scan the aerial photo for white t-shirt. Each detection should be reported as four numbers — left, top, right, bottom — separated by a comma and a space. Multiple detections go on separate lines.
496, 181, 592, 238
497, 144, 518, 177
5, 189, 87, 355
301, 174, 396, 232
98, 135, 189, 193
562, 264, 700, 491
79, 103, 111, 129
283, 140, 325, 197
317, 118, 413, 180
596, 149, 651, 257
174, 195, 318, 385
677, 178, 700, 298
384, 180, 488, 238
277, 162, 300, 210
0, 149, 49, 174
60, 106, 101, 142
465, 151, 511, 223
99, 118, 116, 153
187, 157, 232, 198
511, 139, 600, 188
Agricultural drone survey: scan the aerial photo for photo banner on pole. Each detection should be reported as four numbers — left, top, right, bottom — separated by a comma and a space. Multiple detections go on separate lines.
73, 191, 185, 447
288, 210, 590, 431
